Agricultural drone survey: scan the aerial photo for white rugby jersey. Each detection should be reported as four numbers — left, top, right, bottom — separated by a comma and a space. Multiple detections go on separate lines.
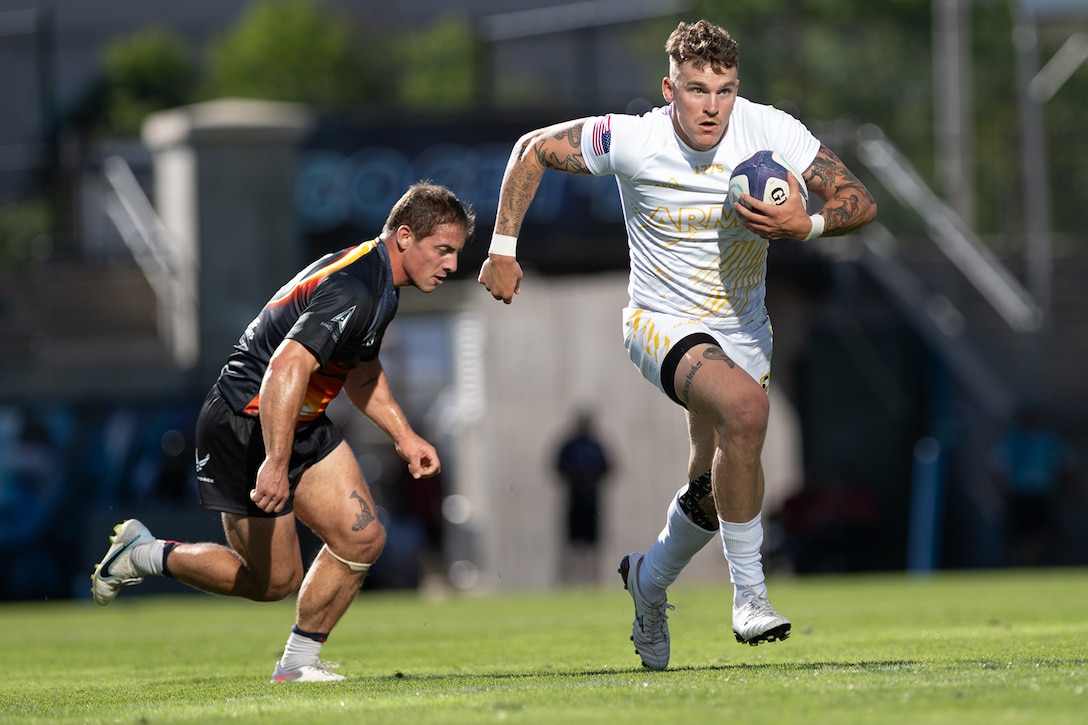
581, 96, 820, 328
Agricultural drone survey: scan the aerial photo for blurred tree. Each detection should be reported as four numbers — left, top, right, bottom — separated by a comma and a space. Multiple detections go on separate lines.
396, 16, 480, 111
53, 0, 1088, 240
203, 0, 370, 108
1043, 59, 1088, 242
972, 5, 1021, 241
687, 0, 933, 164
0, 199, 51, 268
75, 28, 196, 136
680, 0, 1085, 242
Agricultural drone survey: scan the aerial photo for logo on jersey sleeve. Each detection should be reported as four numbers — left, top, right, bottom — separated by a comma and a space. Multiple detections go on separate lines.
323, 306, 357, 342
592, 115, 612, 156
330, 306, 356, 332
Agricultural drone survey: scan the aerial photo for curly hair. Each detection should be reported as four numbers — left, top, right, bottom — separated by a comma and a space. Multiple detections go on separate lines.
664, 20, 739, 74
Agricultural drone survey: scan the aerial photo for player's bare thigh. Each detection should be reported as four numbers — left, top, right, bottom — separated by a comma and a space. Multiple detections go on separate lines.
673, 342, 770, 446
221, 511, 304, 598
291, 439, 384, 560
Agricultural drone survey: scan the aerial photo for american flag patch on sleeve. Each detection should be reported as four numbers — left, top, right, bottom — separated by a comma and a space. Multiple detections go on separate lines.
592, 115, 611, 156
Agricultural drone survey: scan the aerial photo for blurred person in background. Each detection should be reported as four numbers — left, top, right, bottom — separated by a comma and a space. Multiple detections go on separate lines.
0, 413, 65, 599
478, 19, 876, 669
92, 182, 474, 683
989, 405, 1077, 567
554, 410, 612, 586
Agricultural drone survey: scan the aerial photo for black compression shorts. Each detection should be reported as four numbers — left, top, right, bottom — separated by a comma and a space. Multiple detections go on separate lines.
193, 385, 343, 518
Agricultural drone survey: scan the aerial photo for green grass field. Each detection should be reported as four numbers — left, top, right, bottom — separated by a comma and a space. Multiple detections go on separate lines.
1, 569, 1085, 724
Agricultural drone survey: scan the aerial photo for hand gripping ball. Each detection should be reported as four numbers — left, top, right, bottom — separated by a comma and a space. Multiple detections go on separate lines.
727, 150, 808, 210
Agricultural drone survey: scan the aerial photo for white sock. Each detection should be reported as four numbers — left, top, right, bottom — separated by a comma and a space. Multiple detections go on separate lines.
279, 628, 325, 670
639, 493, 716, 603
719, 514, 768, 606
129, 538, 165, 576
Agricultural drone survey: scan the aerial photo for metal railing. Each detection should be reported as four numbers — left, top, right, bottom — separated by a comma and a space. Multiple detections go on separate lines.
102, 155, 198, 368
854, 124, 1044, 334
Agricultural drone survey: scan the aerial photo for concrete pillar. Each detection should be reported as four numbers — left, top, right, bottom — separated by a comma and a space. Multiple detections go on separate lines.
142, 98, 314, 387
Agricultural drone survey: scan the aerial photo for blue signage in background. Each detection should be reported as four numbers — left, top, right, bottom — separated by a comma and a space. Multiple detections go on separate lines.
295, 116, 627, 276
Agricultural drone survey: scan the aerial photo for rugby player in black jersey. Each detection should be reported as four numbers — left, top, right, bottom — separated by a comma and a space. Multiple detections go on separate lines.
92, 182, 474, 682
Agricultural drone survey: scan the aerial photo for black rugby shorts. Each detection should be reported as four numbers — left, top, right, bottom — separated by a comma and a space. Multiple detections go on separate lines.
194, 385, 343, 517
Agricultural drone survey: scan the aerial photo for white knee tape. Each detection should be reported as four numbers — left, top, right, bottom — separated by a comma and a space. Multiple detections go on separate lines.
322, 544, 371, 573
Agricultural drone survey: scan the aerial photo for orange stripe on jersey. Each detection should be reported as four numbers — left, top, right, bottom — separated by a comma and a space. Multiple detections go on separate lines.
268, 238, 380, 307
297, 366, 349, 422
241, 367, 349, 423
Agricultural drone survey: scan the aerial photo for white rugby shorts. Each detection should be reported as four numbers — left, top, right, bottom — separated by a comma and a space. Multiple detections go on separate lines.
622, 306, 773, 407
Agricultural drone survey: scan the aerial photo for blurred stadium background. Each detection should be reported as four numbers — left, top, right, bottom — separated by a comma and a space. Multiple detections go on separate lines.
1, 0, 1087, 601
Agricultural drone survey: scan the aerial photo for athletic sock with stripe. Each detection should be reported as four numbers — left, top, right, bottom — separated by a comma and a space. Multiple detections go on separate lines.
279, 626, 329, 670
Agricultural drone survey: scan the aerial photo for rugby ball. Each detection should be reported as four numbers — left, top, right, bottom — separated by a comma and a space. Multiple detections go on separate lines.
728, 151, 807, 209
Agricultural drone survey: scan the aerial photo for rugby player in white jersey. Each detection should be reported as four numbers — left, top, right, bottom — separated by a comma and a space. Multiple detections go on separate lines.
478, 19, 877, 670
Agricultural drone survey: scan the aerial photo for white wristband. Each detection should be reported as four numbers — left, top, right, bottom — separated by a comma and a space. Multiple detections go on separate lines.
803, 213, 825, 241
489, 233, 518, 256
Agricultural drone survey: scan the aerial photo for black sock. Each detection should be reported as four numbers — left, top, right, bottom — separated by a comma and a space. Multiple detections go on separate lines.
162, 541, 179, 578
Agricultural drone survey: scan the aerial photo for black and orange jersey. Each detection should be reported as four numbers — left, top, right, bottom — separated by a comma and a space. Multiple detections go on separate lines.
216, 238, 399, 423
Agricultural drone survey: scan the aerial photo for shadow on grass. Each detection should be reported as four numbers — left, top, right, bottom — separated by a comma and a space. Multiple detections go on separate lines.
340, 652, 1088, 686
348, 659, 924, 685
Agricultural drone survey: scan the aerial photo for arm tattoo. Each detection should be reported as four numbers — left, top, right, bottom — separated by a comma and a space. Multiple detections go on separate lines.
349, 490, 376, 531
804, 146, 841, 192
805, 145, 876, 236
497, 164, 540, 230
535, 126, 591, 175
497, 124, 589, 230
353, 374, 379, 389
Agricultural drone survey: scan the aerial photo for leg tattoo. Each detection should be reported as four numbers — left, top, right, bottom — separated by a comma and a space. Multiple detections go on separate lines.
679, 346, 736, 405
704, 345, 736, 368
349, 490, 375, 532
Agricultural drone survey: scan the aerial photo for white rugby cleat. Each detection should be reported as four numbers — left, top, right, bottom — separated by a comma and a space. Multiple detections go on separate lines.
619, 552, 674, 670
271, 660, 345, 683
732, 585, 791, 646
91, 519, 154, 606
